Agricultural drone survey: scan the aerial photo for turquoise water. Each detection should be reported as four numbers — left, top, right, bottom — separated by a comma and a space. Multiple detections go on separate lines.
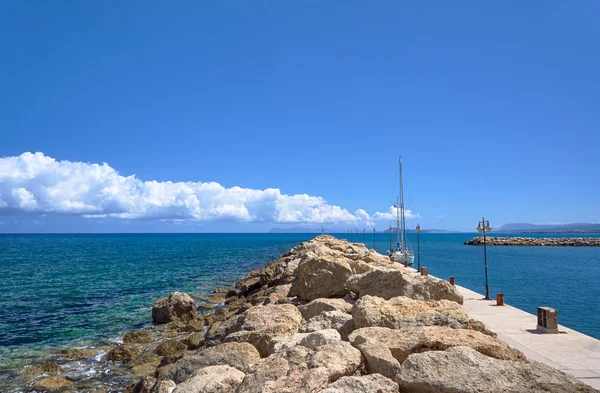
1, 232, 599, 376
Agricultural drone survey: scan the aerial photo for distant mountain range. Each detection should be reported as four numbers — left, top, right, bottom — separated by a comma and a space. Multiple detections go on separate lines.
497, 223, 600, 233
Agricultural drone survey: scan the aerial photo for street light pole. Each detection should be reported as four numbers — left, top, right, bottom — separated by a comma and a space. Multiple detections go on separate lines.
477, 217, 492, 300
373, 228, 376, 250
415, 224, 421, 272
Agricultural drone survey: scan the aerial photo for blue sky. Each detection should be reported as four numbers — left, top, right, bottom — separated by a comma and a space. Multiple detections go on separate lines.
1, 1, 598, 233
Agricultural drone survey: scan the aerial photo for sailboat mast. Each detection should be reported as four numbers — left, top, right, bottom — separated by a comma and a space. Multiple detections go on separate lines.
399, 156, 406, 250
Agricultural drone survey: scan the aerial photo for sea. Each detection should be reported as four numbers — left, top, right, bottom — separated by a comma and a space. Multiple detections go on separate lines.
1, 232, 599, 387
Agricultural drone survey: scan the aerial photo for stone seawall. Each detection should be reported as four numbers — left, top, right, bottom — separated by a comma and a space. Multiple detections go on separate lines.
465, 236, 600, 246
10, 235, 599, 393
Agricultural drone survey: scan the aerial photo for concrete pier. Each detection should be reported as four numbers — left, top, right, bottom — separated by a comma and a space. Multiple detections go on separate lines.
457, 285, 600, 389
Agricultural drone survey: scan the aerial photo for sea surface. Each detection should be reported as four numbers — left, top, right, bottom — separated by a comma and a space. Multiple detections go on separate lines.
1, 232, 600, 384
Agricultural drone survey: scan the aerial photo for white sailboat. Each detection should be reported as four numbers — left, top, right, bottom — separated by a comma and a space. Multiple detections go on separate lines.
391, 156, 415, 265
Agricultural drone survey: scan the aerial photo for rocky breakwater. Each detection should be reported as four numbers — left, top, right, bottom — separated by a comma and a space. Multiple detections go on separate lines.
465, 236, 600, 247
16, 235, 597, 392
130, 235, 597, 393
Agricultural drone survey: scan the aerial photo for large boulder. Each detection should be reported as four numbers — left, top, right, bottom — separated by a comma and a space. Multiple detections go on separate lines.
303, 310, 355, 340
297, 298, 354, 321
353, 295, 473, 330
215, 304, 302, 356
299, 329, 341, 350
152, 292, 197, 324
346, 270, 463, 304
397, 346, 597, 393
151, 379, 176, 393
320, 374, 399, 393
349, 326, 524, 369
290, 256, 353, 301
173, 365, 245, 393
165, 342, 260, 383
236, 341, 363, 393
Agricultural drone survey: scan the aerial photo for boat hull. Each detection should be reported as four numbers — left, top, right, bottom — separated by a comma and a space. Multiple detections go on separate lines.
392, 252, 415, 265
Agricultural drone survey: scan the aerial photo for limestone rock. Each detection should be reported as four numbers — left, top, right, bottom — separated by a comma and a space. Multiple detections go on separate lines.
219, 304, 303, 356
152, 292, 197, 324
36, 376, 72, 390
353, 295, 471, 330
181, 332, 204, 350
303, 310, 355, 340
308, 341, 363, 381
349, 326, 524, 367
290, 256, 353, 301
155, 339, 187, 357
397, 346, 597, 393
299, 329, 342, 350
107, 345, 140, 362
123, 330, 152, 344
297, 298, 354, 321
237, 342, 363, 393
131, 376, 156, 393
40, 361, 63, 375
264, 332, 308, 356
320, 374, 399, 393
151, 379, 176, 393
62, 348, 99, 359
173, 365, 245, 393
165, 342, 260, 383
346, 270, 463, 304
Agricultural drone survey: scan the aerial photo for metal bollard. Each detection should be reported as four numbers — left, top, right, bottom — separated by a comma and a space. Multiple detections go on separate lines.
421, 267, 428, 276
403, 261, 408, 267
449, 276, 455, 285
496, 293, 504, 306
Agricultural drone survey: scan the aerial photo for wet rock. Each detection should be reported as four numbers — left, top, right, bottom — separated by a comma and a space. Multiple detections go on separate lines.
320, 374, 399, 393
130, 363, 157, 376
297, 298, 354, 321
214, 288, 229, 293
36, 376, 72, 390
155, 339, 187, 357
173, 365, 244, 393
40, 361, 64, 375
207, 294, 226, 303
62, 348, 99, 359
303, 310, 355, 340
345, 270, 463, 304
181, 332, 204, 350
397, 346, 596, 393
215, 304, 302, 356
353, 295, 472, 330
107, 345, 140, 362
236, 276, 261, 296
123, 331, 152, 344
152, 292, 197, 324
165, 342, 260, 383
179, 320, 205, 332
131, 376, 156, 393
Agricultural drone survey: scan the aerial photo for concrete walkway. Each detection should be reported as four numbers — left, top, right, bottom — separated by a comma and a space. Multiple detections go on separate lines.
457, 285, 600, 389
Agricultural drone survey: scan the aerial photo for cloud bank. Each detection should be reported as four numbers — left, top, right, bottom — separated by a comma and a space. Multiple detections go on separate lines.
0, 152, 417, 225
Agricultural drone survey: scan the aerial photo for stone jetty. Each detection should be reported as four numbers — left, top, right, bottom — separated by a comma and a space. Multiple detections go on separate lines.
465, 236, 600, 246
12, 235, 599, 392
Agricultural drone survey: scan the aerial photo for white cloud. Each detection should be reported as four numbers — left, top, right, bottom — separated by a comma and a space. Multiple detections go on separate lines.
373, 205, 420, 221
0, 152, 390, 225
436, 213, 450, 218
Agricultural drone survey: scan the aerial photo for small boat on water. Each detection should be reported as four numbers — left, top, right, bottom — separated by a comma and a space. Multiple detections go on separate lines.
390, 156, 415, 265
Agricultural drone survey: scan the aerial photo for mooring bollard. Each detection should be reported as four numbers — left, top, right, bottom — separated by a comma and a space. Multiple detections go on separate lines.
449, 276, 455, 285
403, 261, 408, 267
421, 267, 428, 276
537, 307, 558, 333
496, 293, 504, 306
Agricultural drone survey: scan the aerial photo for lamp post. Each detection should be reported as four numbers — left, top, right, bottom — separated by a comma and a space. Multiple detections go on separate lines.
388, 225, 393, 255
373, 228, 376, 250
363, 228, 366, 244
415, 224, 421, 273
477, 217, 493, 300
